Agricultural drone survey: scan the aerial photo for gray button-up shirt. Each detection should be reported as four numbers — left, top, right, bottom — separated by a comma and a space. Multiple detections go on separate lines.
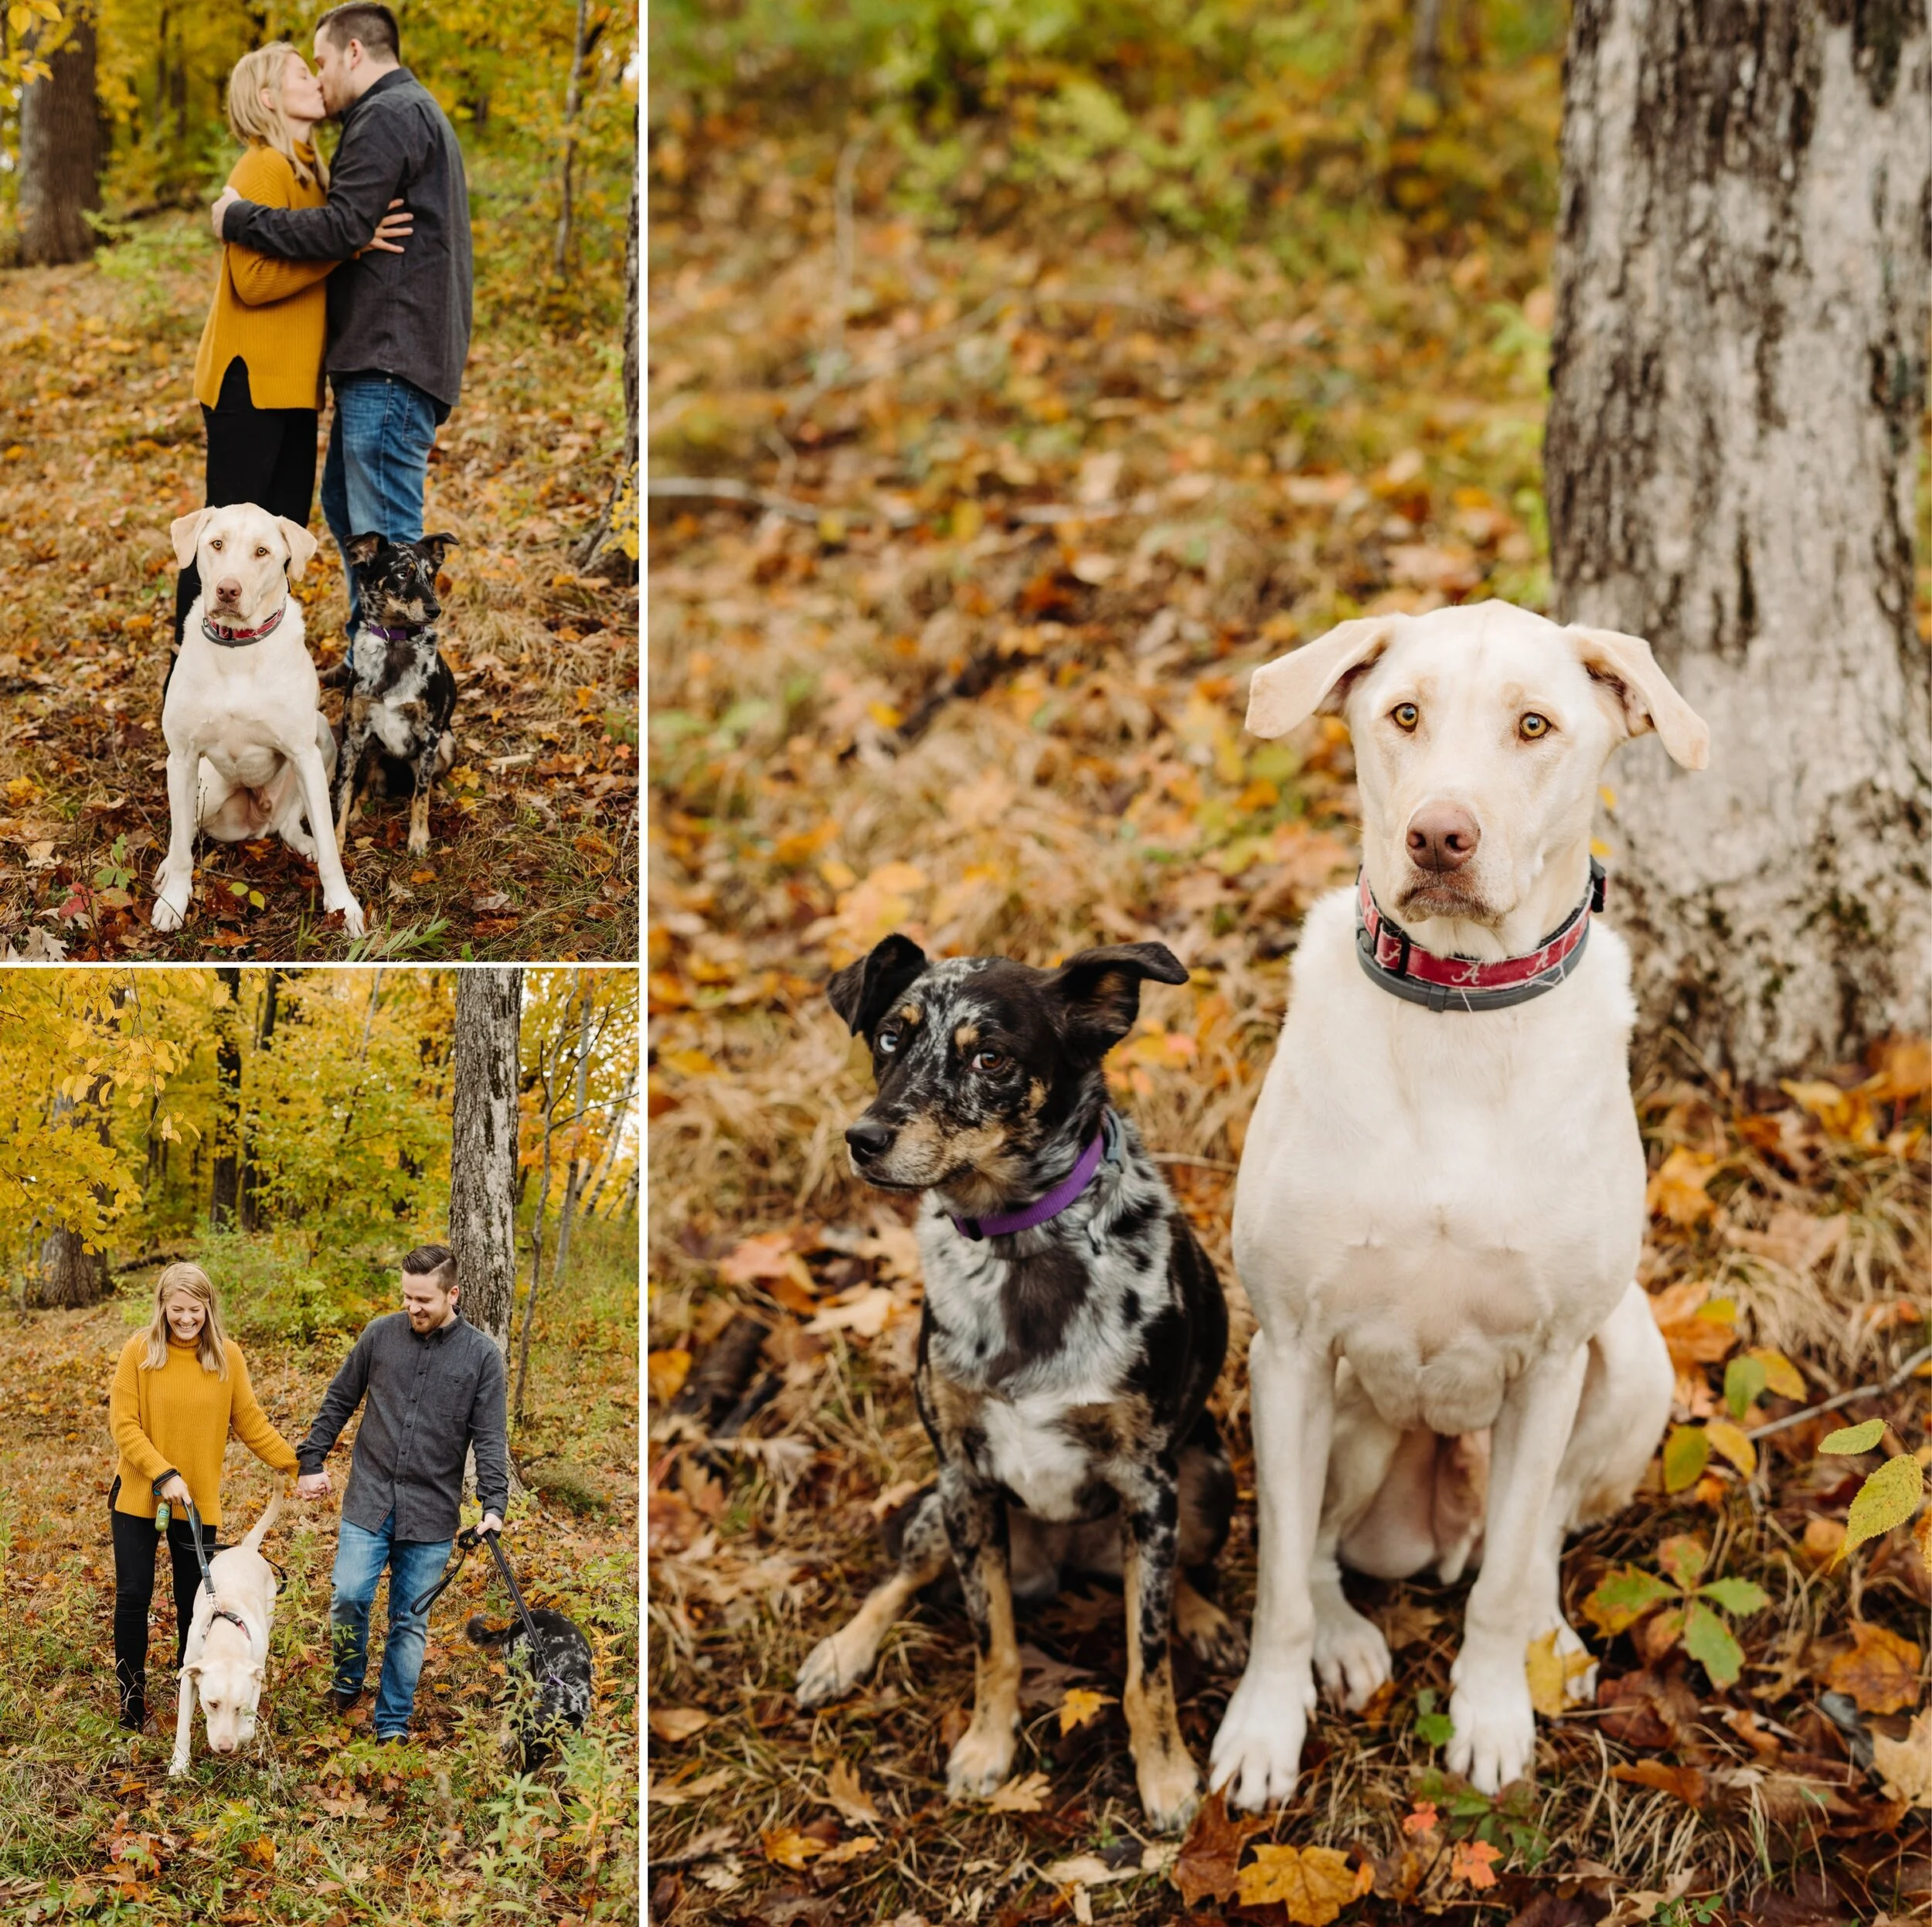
298, 1310, 509, 1542
221, 66, 473, 411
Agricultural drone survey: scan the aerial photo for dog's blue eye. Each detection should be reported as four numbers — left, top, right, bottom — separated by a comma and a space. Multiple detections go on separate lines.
878, 1028, 900, 1053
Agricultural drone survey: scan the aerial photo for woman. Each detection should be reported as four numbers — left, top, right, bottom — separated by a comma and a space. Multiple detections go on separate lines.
172, 43, 407, 650
107, 1263, 300, 1732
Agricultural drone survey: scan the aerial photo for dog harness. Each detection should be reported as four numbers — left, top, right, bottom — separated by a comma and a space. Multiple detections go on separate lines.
1355, 859, 1607, 1013
200, 603, 287, 648
951, 1108, 1122, 1241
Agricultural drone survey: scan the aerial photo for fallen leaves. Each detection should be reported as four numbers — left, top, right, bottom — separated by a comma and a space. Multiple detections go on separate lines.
648, 1706, 713, 1743
1056, 1687, 1114, 1734
1525, 1629, 1595, 1717
1872, 1708, 1932, 1808
1823, 1622, 1924, 1715
1611, 1760, 1705, 1806
1840, 1448, 1924, 1561
985, 1772, 1053, 1813
823, 1760, 882, 1827
1171, 1792, 1266, 1906
1235, 1844, 1367, 1923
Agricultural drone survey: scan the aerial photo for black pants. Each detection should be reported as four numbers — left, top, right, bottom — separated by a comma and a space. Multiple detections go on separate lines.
172, 354, 320, 650
109, 1476, 216, 1730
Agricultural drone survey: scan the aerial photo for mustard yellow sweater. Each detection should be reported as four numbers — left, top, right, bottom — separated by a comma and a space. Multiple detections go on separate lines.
192, 143, 333, 412
109, 1333, 300, 1527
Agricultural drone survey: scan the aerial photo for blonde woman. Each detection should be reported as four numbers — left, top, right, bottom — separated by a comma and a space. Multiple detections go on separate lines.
172, 42, 409, 654
107, 1264, 300, 1732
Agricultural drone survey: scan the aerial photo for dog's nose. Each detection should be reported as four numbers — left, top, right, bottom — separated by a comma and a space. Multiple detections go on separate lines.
214, 577, 242, 603
845, 1118, 893, 1162
1406, 803, 1481, 872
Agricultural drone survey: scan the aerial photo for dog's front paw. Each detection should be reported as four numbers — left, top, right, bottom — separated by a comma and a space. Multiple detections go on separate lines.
1134, 1742, 1202, 1835
1208, 1663, 1314, 1812
325, 892, 366, 938
1312, 1595, 1392, 1711
1447, 1648, 1536, 1793
1176, 1587, 1249, 1673
945, 1717, 1018, 1801
151, 874, 191, 933
167, 1753, 189, 1779
406, 818, 430, 856
796, 1633, 872, 1709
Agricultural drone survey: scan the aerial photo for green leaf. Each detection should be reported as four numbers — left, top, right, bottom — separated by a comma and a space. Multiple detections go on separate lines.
1696, 1577, 1770, 1617
1681, 1598, 1745, 1688
1818, 1418, 1885, 1455
1662, 1425, 1709, 1493
1840, 1454, 1926, 1560
1581, 1565, 1675, 1636
1723, 1353, 1767, 1421
1413, 1688, 1454, 1747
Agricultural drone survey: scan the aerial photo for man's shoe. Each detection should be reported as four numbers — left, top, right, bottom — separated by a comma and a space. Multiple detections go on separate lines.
376, 1732, 406, 1745
332, 1688, 363, 1714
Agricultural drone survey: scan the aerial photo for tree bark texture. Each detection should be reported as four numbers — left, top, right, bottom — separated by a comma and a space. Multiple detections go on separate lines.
451, 968, 523, 1360
1546, 0, 1931, 1081
210, 968, 243, 1230
31, 1080, 113, 1309
19, 9, 101, 267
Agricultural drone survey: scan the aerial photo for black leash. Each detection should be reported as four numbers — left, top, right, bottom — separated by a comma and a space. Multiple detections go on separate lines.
181, 1498, 250, 1636
411, 1525, 573, 1697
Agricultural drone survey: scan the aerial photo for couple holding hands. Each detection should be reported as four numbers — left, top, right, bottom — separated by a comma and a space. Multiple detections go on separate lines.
107, 1247, 509, 1745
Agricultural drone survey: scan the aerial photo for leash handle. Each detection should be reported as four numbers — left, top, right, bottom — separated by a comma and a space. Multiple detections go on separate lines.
409, 1526, 481, 1616
182, 1497, 218, 1596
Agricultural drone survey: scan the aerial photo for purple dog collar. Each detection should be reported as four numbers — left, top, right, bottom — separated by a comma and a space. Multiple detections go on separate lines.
360, 621, 424, 641
951, 1111, 1118, 1241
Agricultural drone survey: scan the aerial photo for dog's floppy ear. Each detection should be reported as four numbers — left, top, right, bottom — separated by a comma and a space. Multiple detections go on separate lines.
170, 509, 214, 570
275, 517, 319, 580
827, 933, 929, 1037
1566, 625, 1710, 770
418, 531, 461, 570
1246, 616, 1400, 739
346, 532, 383, 567
1045, 942, 1190, 1056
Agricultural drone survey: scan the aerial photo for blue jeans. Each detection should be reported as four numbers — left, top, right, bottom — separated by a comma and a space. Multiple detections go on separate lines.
320, 372, 442, 635
330, 1514, 453, 1739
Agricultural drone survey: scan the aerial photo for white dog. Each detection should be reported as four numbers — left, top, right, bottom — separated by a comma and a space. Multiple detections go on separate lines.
157, 504, 365, 937
170, 1492, 284, 1777
1209, 601, 1707, 1807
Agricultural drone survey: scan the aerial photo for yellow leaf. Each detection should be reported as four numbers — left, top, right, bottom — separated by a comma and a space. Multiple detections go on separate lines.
657, 1048, 716, 1078
1525, 1629, 1595, 1718
987, 1772, 1053, 1813
1824, 1621, 1923, 1715
1235, 1844, 1362, 1925
1838, 1454, 1926, 1563
1703, 1419, 1757, 1477
1872, 1708, 1932, 1809
1662, 1424, 1710, 1493
814, 1837, 879, 1868
1647, 1146, 1718, 1227
647, 1349, 691, 1404
1058, 1687, 1114, 1734
1747, 1347, 1806, 1399
866, 700, 903, 730
761, 1828, 827, 1871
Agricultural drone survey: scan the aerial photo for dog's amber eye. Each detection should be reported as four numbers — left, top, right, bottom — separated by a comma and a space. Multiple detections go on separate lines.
209, 538, 223, 551
255, 546, 269, 557
1392, 703, 1419, 731
1519, 713, 1550, 739
877, 1026, 900, 1054
971, 1050, 1008, 1073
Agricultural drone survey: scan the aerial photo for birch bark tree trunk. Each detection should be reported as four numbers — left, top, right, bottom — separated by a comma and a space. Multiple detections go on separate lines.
451, 968, 523, 1360
209, 968, 243, 1230
31, 1079, 113, 1308
1545, 0, 1931, 1081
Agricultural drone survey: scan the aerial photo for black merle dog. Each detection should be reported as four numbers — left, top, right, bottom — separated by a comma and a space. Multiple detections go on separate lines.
327, 533, 459, 856
465, 1609, 594, 1772
796, 934, 1243, 1833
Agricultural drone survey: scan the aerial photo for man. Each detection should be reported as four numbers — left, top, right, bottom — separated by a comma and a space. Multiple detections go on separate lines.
210, 2, 471, 635
297, 1244, 508, 1743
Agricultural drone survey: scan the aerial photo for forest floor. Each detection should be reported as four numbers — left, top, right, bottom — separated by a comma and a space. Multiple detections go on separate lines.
0, 1226, 640, 1925
0, 213, 638, 963
644, 87, 1932, 1927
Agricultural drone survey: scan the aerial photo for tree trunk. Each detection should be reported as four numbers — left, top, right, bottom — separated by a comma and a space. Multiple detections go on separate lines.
210, 968, 243, 1231
19, 8, 101, 267
1410, 0, 1447, 104
552, 0, 590, 278
240, 969, 280, 1231
451, 968, 523, 1360
1546, 0, 1931, 1083
548, 976, 597, 1295
30, 1078, 114, 1309
580, 1068, 635, 1217
574, 166, 639, 581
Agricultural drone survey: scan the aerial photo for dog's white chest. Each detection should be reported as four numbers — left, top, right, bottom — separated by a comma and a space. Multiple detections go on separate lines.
979, 1394, 1095, 1520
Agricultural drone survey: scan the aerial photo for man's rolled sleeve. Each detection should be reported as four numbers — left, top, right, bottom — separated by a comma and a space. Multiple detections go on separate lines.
223, 121, 403, 261
298, 1328, 373, 1472
468, 1343, 511, 1520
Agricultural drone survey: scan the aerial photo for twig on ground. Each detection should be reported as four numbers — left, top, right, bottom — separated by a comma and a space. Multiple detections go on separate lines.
1744, 1343, 1932, 1440
646, 477, 865, 524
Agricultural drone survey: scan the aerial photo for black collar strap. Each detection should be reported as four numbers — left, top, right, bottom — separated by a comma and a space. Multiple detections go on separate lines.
1356, 859, 1606, 1013
202, 602, 287, 648
211, 1606, 250, 1635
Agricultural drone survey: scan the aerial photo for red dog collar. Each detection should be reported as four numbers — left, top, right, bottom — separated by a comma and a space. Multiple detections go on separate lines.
201, 602, 287, 648
1355, 860, 1606, 1013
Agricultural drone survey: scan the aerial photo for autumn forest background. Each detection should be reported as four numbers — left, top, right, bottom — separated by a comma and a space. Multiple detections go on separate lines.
0, 0, 640, 960
0, 967, 641, 1923
647, 2, 1930, 1925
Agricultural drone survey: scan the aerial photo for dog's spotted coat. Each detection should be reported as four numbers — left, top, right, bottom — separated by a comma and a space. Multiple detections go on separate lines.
796, 937, 1243, 1833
